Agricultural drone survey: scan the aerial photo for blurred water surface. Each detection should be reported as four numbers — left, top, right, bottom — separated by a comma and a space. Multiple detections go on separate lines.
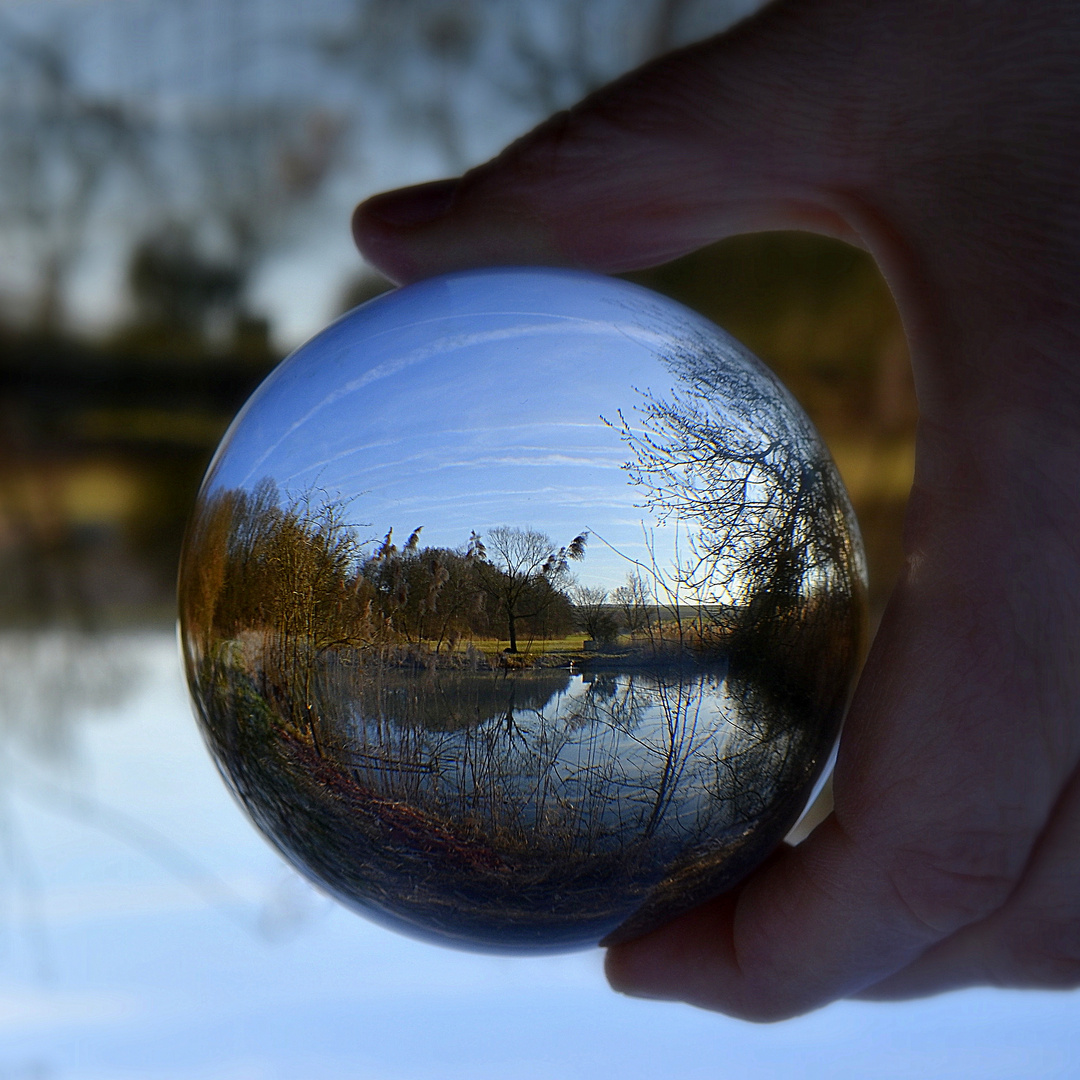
0, 632, 1076, 1079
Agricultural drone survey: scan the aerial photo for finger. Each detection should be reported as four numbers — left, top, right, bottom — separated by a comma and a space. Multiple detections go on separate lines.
855, 764, 1080, 1000
352, 0, 1080, 412
353, 0, 892, 285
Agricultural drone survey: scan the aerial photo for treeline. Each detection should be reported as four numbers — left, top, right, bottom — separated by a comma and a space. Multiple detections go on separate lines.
181, 480, 598, 661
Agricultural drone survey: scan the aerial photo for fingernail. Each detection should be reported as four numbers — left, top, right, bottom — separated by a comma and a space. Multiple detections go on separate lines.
360, 179, 458, 229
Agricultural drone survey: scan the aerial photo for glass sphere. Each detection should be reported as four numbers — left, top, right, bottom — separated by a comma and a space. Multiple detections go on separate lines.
179, 267, 866, 953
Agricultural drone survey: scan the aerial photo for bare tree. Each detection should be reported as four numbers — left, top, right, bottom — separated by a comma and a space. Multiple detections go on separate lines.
324, 0, 483, 172
472, 526, 586, 653
152, 103, 344, 338
612, 572, 653, 638
615, 330, 866, 710
572, 584, 619, 644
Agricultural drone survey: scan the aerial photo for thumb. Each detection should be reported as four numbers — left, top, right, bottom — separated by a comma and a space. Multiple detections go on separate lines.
353, 0, 888, 284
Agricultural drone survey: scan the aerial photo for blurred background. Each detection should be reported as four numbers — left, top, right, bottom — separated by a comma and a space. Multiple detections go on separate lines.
0, 0, 914, 636
3, 2, 1067, 1079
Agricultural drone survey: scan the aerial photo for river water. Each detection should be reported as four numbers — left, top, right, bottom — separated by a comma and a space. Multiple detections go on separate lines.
0, 631, 1076, 1079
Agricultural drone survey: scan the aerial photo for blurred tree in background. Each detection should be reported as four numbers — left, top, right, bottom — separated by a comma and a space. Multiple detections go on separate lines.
0, 0, 914, 629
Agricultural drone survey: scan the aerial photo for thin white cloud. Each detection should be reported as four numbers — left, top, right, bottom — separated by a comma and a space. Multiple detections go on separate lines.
238, 313, 669, 487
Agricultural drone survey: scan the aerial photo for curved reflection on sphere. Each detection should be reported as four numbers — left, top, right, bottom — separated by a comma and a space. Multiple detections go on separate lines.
179, 267, 867, 953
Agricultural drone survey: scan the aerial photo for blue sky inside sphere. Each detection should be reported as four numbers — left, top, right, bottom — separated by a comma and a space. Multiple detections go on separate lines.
203, 267, 820, 594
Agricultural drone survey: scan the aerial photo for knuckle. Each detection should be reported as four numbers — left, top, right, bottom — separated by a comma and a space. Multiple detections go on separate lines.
885, 830, 1027, 936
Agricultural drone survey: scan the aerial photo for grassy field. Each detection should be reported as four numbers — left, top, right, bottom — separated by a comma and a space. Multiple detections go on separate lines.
479, 634, 589, 655
451, 634, 591, 665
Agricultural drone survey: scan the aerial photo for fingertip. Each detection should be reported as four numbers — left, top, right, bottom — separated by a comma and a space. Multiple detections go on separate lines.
359, 178, 459, 231
603, 892, 742, 1004
604, 935, 685, 1002
603, 941, 644, 997
605, 825, 943, 1022
353, 175, 573, 283
350, 202, 407, 284
351, 179, 460, 283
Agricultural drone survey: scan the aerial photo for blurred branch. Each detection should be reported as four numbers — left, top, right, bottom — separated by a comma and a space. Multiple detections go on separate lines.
175, 104, 346, 295
324, 0, 755, 172
0, 14, 149, 331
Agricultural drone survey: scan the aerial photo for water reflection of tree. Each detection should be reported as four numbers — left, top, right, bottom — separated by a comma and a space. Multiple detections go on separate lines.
276, 654, 753, 853
192, 623, 815, 947
0, 632, 307, 959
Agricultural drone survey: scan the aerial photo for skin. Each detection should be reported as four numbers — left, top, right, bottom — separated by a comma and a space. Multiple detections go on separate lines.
351, 0, 1080, 1021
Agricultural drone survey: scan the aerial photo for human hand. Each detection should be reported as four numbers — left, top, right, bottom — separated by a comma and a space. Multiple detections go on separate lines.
352, 0, 1080, 1020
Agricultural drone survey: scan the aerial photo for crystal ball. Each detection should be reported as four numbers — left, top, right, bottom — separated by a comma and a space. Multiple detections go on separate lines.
179, 267, 866, 953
